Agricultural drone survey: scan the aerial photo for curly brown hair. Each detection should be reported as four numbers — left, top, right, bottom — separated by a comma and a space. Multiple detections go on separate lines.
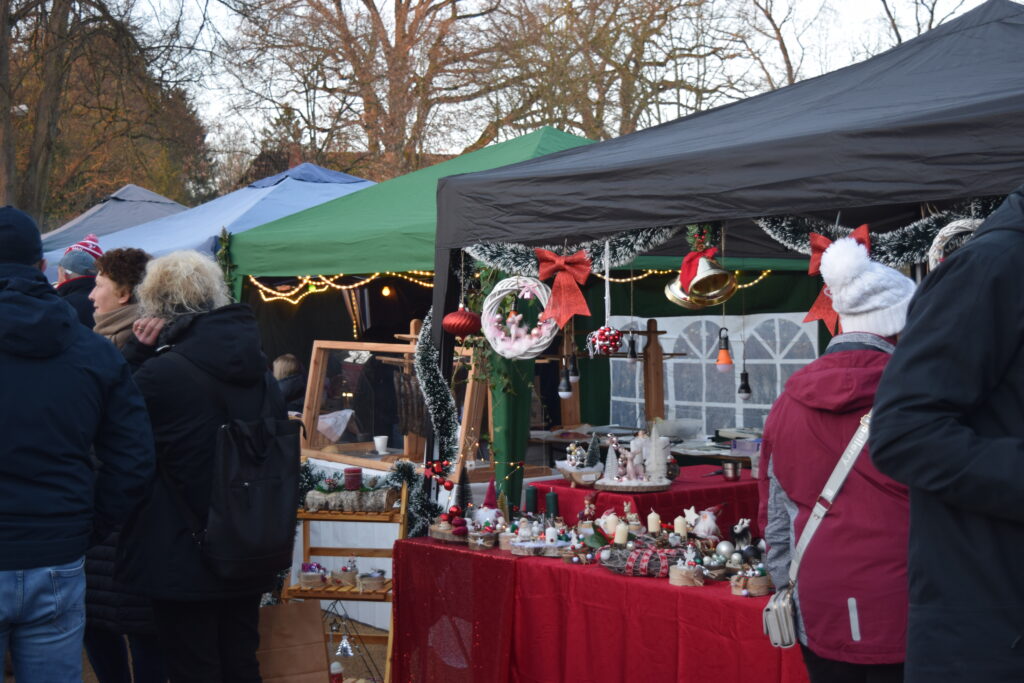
94, 248, 151, 298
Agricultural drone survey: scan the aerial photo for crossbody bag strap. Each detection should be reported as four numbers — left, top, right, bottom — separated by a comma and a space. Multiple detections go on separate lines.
788, 411, 871, 583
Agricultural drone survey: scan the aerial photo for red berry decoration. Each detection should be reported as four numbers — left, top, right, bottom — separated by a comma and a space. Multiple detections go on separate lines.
440, 513, 450, 522
442, 304, 482, 338
443, 480, 454, 491
442, 460, 450, 467
586, 325, 623, 356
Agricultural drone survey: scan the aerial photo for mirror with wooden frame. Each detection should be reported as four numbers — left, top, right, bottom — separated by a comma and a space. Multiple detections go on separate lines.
298, 322, 480, 473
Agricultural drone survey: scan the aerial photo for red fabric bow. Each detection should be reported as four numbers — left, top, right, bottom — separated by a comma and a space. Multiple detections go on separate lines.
804, 225, 871, 334
535, 248, 592, 327
679, 247, 718, 292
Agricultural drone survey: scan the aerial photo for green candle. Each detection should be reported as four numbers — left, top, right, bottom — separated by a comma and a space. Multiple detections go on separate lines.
525, 486, 537, 513
545, 488, 559, 518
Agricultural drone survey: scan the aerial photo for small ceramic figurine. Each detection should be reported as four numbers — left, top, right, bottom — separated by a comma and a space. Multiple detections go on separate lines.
578, 496, 596, 522
692, 507, 721, 540
732, 518, 753, 549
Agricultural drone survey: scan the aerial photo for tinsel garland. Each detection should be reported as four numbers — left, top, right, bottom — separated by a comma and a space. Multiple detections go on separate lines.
297, 460, 325, 508
465, 226, 680, 276
415, 309, 459, 463
382, 460, 440, 537
756, 197, 1003, 268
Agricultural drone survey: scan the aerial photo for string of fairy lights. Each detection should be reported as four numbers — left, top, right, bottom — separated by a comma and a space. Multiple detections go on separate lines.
248, 269, 774, 305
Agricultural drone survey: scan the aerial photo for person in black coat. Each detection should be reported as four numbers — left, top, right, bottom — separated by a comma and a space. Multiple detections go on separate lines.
871, 185, 1024, 682
116, 250, 285, 683
0, 207, 154, 682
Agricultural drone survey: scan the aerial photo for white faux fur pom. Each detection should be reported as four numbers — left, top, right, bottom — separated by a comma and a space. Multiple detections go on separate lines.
820, 237, 870, 286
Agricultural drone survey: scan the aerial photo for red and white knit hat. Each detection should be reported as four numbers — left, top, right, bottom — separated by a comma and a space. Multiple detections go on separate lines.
59, 233, 103, 275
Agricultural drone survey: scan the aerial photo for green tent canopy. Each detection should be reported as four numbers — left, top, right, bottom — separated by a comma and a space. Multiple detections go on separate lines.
231, 127, 594, 288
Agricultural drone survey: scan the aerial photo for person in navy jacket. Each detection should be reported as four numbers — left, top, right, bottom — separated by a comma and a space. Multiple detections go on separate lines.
0, 206, 154, 682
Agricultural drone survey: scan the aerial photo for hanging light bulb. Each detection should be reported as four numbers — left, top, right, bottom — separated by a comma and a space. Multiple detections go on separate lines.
568, 353, 580, 383
625, 334, 639, 365
738, 371, 752, 401
558, 363, 573, 399
716, 327, 733, 373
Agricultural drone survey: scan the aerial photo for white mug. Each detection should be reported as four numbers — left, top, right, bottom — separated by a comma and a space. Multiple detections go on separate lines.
373, 435, 388, 454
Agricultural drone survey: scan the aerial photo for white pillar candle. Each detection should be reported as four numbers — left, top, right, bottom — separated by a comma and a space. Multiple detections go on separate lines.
602, 513, 620, 536
647, 511, 662, 534
674, 515, 687, 536
545, 527, 558, 544
614, 521, 629, 545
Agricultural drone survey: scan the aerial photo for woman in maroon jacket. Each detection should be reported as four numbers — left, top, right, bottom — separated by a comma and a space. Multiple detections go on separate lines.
758, 236, 916, 683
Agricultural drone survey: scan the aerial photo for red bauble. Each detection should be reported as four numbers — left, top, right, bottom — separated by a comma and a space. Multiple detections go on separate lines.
432, 462, 443, 474
443, 480, 455, 491
442, 304, 482, 338
439, 513, 450, 522
442, 460, 450, 467
587, 325, 623, 355
448, 505, 462, 517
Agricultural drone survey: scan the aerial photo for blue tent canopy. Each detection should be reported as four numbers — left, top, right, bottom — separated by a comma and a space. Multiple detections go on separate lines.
42, 185, 185, 273
93, 162, 374, 260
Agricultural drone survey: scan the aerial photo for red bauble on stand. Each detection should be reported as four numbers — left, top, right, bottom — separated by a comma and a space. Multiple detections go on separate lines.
586, 325, 623, 356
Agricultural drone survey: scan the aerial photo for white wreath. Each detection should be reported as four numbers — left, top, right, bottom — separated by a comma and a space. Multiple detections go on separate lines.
482, 276, 559, 359
927, 218, 981, 269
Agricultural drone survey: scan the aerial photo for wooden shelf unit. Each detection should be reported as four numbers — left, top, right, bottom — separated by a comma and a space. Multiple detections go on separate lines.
283, 482, 408, 683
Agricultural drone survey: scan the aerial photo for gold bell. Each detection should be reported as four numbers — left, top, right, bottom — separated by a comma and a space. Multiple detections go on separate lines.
665, 256, 737, 309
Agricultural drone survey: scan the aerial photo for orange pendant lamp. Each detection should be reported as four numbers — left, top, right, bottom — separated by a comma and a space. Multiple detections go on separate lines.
716, 327, 734, 373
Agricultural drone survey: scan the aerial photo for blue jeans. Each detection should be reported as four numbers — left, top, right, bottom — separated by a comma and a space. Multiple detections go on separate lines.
0, 557, 86, 682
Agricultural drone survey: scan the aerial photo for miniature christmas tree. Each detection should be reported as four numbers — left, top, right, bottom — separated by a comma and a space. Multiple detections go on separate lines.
585, 433, 601, 468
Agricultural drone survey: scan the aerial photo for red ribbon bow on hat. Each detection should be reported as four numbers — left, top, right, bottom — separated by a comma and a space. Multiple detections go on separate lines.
535, 248, 592, 327
678, 247, 718, 292
804, 224, 871, 334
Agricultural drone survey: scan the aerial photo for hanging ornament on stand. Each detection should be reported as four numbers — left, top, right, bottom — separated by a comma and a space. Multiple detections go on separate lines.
587, 240, 623, 357
482, 276, 557, 359
442, 250, 482, 338
665, 236, 737, 310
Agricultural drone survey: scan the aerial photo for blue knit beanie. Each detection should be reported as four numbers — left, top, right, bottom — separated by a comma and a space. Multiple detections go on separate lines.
0, 206, 42, 265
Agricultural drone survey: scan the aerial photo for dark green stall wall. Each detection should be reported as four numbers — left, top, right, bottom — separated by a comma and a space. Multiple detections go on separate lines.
571, 269, 822, 426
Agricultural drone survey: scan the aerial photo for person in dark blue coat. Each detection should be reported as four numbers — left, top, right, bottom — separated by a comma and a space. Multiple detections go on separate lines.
0, 206, 154, 683
871, 185, 1024, 682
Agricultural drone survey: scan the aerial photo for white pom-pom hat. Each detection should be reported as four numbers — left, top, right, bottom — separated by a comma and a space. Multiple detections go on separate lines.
819, 238, 916, 337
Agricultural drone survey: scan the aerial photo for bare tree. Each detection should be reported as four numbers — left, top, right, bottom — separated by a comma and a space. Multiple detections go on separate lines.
727, 0, 832, 91
879, 0, 967, 44
472, 0, 742, 145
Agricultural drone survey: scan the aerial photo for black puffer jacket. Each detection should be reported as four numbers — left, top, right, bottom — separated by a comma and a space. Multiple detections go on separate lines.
117, 304, 286, 600
871, 185, 1024, 681
56, 275, 96, 328
86, 532, 156, 634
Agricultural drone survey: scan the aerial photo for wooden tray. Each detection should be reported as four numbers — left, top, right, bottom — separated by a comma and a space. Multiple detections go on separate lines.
428, 524, 468, 544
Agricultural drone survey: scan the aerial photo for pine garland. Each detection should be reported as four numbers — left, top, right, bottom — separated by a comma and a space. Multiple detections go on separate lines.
756, 197, 1003, 268
465, 226, 680, 276
415, 309, 460, 463
383, 460, 440, 537
297, 460, 325, 508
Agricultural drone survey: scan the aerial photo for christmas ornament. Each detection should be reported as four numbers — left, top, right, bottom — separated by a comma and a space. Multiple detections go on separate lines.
535, 248, 592, 327
481, 276, 558, 359
927, 218, 981, 269
442, 303, 482, 338
443, 480, 454, 491
665, 246, 737, 310
586, 326, 622, 356
587, 240, 623, 358
449, 505, 462, 517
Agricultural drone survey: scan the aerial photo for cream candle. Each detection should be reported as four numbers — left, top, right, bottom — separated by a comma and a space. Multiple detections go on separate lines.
674, 515, 686, 536
647, 510, 661, 534
614, 521, 629, 545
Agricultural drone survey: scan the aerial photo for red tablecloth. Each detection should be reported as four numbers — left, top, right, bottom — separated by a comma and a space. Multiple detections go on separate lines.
391, 537, 808, 683
532, 464, 761, 537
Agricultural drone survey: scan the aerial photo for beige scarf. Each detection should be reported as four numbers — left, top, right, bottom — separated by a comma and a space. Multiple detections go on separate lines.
93, 303, 141, 350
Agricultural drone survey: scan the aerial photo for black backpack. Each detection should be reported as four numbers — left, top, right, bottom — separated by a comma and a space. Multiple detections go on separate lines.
162, 352, 301, 580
